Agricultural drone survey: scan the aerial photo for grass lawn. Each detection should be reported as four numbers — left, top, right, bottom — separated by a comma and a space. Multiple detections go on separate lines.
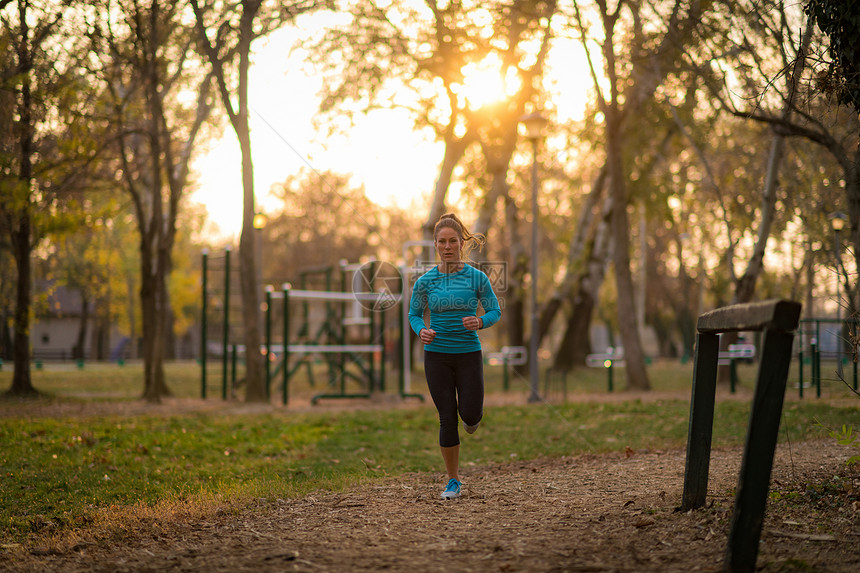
0, 358, 858, 543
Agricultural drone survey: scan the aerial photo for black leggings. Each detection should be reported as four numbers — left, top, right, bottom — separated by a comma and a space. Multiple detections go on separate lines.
424, 350, 484, 448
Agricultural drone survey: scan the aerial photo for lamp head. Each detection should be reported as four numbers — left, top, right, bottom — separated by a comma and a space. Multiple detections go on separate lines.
518, 111, 548, 141
829, 211, 847, 232
253, 212, 268, 230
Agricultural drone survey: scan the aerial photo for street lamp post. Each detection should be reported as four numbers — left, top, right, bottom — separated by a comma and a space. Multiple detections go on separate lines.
830, 211, 847, 377
253, 212, 268, 296
519, 111, 548, 403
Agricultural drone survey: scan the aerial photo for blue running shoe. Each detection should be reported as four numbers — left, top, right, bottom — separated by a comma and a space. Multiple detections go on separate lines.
440, 478, 461, 499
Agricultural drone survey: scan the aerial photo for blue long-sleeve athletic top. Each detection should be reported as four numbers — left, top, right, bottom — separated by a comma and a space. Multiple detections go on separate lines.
408, 264, 501, 354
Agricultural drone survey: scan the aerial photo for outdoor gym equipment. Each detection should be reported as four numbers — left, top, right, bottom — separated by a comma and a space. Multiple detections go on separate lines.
200, 247, 235, 400
486, 346, 527, 391
585, 347, 625, 392
201, 250, 424, 405
266, 283, 399, 405
796, 317, 858, 398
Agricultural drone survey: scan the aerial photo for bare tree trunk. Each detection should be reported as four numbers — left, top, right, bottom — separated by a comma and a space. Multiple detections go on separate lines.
607, 156, 649, 389
537, 166, 607, 344
676, 235, 696, 360
238, 131, 265, 401
236, 8, 265, 402
608, 125, 650, 390
719, 19, 815, 381
9, 213, 34, 396
422, 135, 469, 244
601, 3, 650, 390
140, 255, 157, 399
140, 1, 170, 402
553, 195, 613, 369
191, 0, 265, 401
0, 310, 11, 361
140, 246, 170, 401
7, 2, 37, 397
75, 294, 89, 360
553, 295, 596, 370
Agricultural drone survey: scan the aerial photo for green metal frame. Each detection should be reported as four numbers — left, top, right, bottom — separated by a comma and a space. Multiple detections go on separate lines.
796, 317, 858, 398
201, 251, 424, 405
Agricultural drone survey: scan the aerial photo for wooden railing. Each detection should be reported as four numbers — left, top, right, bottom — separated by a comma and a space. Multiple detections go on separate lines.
679, 299, 802, 573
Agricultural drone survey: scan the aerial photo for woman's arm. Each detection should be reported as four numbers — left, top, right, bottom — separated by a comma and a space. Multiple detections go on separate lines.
477, 272, 501, 328
408, 279, 430, 336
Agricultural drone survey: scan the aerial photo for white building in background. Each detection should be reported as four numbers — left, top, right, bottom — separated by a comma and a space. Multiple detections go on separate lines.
30, 283, 127, 362
29, 282, 199, 362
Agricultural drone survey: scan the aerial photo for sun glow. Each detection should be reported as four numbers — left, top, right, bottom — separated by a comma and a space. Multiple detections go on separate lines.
454, 54, 521, 109
190, 10, 595, 241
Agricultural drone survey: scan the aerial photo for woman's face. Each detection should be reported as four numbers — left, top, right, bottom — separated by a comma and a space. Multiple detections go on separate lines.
435, 227, 462, 262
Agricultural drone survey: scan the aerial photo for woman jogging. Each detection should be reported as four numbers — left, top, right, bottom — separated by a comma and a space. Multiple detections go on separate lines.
408, 213, 501, 499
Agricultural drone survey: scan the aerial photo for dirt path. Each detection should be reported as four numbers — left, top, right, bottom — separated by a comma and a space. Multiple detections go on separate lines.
4, 437, 858, 573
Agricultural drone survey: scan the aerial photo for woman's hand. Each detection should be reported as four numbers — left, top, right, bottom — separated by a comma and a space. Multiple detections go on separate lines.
462, 316, 483, 331
419, 328, 437, 344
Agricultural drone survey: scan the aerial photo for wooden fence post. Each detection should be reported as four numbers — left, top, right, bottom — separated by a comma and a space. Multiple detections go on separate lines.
724, 328, 795, 572
681, 332, 719, 511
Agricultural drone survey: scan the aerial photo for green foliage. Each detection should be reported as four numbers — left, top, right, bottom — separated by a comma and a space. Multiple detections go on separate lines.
827, 423, 860, 465
805, 0, 860, 112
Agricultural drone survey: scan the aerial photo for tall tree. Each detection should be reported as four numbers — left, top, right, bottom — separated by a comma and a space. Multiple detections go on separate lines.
700, 1, 859, 315
191, 0, 320, 402
717, 12, 815, 310
92, 0, 214, 402
0, 0, 94, 396
566, 0, 708, 389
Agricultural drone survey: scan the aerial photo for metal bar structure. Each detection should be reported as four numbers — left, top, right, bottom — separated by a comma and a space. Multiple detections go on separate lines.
679, 299, 801, 573
265, 285, 421, 405
368, 261, 376, 394
288, 284, 290, 406
230, 343, 237, 393
796, 317, 858, 397
201, 248, 427, 405
398, 272, 406, 396
378, 294, 386, 393
339, 262, 348, 398
265, 287, 272, 399
221, 247, 231, 400
797, 346, 804, 398
201, 250, 208, 399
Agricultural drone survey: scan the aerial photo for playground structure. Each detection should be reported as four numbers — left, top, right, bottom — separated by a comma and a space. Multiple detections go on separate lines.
200, 242, 437, 404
